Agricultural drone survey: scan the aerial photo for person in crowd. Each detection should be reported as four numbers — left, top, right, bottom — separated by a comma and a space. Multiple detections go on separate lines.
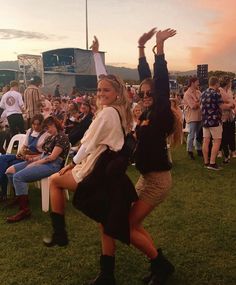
51, 98, 66, 123
54, 84, 61, 98
219, 76, 236, 162
169, 97, 183, 146
0, 114, 49, 202
0, 80, 25, 136
200, 76, 234, 170
0, 85, 11, 153
68, 102, 93, 146
64, 101, 80, 134
70, 86, 81, 99
43, 67, 137, 285
131, 103, 143, 131
183, 77, 202, 159
23, 76, 42, 128
5, 116, 70, 222
41, 95, 52, 118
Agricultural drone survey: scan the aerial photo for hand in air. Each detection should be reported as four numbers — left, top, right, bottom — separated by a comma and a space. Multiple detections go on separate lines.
138, 27, 157, 46
90, 36, 99, 53
156, 29, 177, 43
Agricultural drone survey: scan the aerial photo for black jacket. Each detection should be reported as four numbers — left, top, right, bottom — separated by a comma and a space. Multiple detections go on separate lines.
73, 149, 138, 244
135, 54, 174, 174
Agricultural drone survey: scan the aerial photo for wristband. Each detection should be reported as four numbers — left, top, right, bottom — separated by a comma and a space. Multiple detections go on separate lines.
138, 46, 145, 48
152, 45, 157, 54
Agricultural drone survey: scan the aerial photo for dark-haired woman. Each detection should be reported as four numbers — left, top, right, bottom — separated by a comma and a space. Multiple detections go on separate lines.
5, 116, 70, 222
0, 114, 49, 202
129, 28, 182, 285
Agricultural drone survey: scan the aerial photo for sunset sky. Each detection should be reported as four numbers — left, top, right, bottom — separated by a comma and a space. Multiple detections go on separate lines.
0, 0, 235, 72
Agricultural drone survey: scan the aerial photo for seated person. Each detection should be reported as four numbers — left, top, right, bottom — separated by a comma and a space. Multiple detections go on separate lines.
68, 102, 93, 146
5, 116, 70, 222
64, 102, 80, 134
51, 98, 66, 122
0, 114, 49, 201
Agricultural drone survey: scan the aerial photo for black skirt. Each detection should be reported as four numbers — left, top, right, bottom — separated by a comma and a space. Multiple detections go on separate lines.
73, 148, 138, 244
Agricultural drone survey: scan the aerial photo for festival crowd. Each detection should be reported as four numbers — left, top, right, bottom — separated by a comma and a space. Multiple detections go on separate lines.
0, 28, 235, 285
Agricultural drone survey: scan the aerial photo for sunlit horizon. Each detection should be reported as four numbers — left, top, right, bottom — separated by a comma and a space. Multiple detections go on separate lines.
0, 0, 235, 72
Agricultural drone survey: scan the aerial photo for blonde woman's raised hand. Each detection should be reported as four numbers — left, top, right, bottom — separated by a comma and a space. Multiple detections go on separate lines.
138, 27, 157, 47
90, 36, 99, 53
156, 29, 177, 43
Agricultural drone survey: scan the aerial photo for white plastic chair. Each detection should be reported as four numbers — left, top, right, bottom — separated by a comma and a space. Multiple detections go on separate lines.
6, 134, 26, 196
39, 145, 71, 212
6, 134, 26, 154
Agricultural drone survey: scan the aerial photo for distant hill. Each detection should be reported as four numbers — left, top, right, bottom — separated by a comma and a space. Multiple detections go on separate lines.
0, 61, 18, 70
106, 65, 139, 81
3, 60, 229, 81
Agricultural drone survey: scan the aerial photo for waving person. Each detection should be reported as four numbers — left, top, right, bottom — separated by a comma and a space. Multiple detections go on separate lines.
43, 41, 138, 284
128, 28, 182, 285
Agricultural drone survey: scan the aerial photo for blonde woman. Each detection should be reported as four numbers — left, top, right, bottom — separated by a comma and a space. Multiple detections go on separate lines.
44, 72, 137, 285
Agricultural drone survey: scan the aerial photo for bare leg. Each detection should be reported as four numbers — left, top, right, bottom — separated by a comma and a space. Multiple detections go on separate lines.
129, 200, 158, 259
99, 224, 116, 256
49, 170, 77, 214
210, 138, 222, 164
202, 137, 210, 164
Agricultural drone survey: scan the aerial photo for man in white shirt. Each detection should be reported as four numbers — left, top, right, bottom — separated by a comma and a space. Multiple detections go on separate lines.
0, 81, 25, 135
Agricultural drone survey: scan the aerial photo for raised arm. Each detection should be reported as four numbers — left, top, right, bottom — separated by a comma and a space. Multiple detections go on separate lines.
90, 36, 107, 79
153, 29, 177, 98
137, 28, 156, 82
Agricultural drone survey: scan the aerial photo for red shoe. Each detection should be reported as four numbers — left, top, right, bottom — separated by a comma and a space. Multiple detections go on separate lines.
6, 208, 31, 223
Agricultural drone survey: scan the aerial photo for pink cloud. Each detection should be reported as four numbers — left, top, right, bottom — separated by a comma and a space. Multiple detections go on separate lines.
189, 0, 236, 72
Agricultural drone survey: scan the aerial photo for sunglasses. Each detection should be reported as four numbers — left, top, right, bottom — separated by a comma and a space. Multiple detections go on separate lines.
138, 91, 154, 99
99, 74, 121, 86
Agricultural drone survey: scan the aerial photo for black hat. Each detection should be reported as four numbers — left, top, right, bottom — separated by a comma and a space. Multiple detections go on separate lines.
30, 76, 42, 85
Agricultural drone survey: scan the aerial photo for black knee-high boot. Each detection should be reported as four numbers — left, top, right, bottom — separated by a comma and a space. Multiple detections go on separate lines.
43, 212, 68, 247
85, 255, 116, 285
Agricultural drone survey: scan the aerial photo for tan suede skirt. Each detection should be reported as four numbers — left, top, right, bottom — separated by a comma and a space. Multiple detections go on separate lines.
135, 171, 172, 206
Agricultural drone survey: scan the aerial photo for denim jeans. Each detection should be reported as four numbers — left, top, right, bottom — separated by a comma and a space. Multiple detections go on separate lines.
0, 154, 24, 196
8, 156, 63, 196
187, 121, 202, 152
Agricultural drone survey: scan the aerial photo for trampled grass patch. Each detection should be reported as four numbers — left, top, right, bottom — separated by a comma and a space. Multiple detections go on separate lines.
0, 145, 235, 285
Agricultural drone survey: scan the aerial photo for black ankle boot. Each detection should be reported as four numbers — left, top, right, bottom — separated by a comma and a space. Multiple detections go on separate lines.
43, 212, 68, 247
85, 255, 116, 285
197, 150, 203, 157
147, 248, 175, 285
188, 151, 195, 160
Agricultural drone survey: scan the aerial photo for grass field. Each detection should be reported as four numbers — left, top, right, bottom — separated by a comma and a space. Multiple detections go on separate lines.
0, 145, 235, 285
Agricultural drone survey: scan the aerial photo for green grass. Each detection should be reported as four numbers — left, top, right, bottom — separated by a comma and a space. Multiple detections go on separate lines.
0, 145, 236, 285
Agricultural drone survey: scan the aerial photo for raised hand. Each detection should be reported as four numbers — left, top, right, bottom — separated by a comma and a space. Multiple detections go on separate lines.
90, 36, 99, 53
138, 27, 157, 47
156, 29, 177, 43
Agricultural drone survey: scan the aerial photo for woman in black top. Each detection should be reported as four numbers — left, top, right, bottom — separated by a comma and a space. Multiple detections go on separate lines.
129, 28, 180, 285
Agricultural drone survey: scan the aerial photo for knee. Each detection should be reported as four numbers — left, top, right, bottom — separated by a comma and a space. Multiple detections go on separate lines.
49, 173, 60, 187
5, 166, 16, 174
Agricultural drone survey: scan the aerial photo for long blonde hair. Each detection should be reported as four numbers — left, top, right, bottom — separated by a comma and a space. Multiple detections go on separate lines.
96, 74, 133, 133
168, 98, 183, 147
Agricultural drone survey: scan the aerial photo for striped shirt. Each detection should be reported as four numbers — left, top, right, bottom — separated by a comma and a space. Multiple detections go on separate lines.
23, 85, 42, 119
